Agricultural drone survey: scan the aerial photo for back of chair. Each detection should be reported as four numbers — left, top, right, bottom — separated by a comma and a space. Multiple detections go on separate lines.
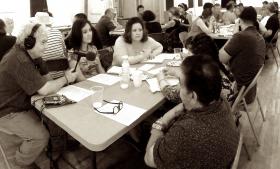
231, 86, 246, 114
242, 65, 264, 98
269, 29, 279, 44
98, 48, 113, 71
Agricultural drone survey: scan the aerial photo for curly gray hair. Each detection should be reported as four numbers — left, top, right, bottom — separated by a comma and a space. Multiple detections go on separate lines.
16, 22, 47, 49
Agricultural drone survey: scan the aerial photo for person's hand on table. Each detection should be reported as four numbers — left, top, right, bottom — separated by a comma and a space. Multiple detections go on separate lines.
65, 69, 78, 83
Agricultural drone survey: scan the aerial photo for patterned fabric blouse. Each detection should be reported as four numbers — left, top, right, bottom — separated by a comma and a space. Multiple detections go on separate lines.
161, 74, 235, 103
153, 99, 239, 169
69, 45, 99, 78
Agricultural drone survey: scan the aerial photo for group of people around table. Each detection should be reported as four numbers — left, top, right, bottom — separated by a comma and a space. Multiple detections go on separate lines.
0, 2, 273, 169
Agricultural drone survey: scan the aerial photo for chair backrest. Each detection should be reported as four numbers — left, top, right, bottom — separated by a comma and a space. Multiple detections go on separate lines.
231, 86, 246, 114
242, 65, 264, 98
269, 29, 279, 44
230, 132, 243, 169
98, 48, 113, 71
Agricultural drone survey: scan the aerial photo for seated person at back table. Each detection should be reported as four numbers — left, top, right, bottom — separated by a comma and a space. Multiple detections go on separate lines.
219, 7, 265, 104
222, 1, 237, 25
68, 19, 105, 78
158, 33, 235, 104
0, 22, 79, 169
262, 3, 280, 43
113, 17, 163, 66
0, 19, 16, 61
142, 10, 162, 34
187, 3, 214, 39
95, 8, 123, 47
145, 54, 239, 169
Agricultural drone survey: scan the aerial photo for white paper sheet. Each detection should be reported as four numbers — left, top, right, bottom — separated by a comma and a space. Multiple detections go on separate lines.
142, 53, 177, 63
138, 64, 155, 71
107, 66, 136, 75
146, 78, 161, 93
166, 78, 179, 86
148, 67, 165, 75
95, 100, 146, 126
57, 85, 94, 102
87, 74, 121, 86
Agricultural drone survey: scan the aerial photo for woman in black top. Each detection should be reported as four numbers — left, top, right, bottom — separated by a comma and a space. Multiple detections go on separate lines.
162, 7, 181, 33
0, 19, 16, 61
142, 10, 162, 34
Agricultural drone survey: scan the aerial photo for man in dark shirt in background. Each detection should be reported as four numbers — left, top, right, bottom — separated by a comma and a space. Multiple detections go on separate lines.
219, 7, 265, 104
95, 8, 123, 47
0, 22, 78, 169
144, 55, 239, 169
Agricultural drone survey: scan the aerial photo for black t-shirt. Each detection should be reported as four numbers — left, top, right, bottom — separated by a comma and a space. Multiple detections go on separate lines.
265, 14, 280, 42
0, 34, 16, 61
0, 45, 47, 117
145, 22, 162, 34
224, 26, 265, 86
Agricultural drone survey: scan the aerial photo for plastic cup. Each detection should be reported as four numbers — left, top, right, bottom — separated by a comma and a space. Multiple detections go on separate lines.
90, 86, 104, 108
132, 70, 143, 87
173, 48, 182, 60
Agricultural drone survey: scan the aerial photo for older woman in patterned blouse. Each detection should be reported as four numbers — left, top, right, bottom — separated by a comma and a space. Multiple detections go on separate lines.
158, 33, 235, 104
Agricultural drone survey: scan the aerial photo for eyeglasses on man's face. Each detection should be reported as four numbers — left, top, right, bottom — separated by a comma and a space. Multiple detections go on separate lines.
94, 100, 123, 114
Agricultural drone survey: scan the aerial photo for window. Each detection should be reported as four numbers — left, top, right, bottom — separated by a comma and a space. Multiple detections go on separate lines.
0, 0, 30, 35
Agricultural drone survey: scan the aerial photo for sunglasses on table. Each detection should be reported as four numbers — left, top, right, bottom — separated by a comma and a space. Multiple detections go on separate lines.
94, 100, 123, 114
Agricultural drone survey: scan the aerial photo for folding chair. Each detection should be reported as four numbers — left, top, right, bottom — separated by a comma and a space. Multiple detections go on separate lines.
230, 86, 251, 169
239, 66, 265, 146
98, 48, 113, 71
266, 30, 280, 68
0, 129, 13, 169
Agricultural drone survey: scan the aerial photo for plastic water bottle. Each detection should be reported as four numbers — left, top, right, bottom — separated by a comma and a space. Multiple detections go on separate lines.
120, 55, 130, 89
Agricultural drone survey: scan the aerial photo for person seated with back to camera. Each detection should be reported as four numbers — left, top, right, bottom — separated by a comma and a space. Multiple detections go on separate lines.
68, 19, 105, 78
142, 10, 162, 34
0, 22, 79, 169
157, 33, 235, 104
113, 17, 163, 66
0, 19, 16, 61
145, 54, 239, 169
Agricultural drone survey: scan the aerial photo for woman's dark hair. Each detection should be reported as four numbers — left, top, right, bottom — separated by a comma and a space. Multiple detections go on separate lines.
181, 54, 222, 106
239, 6, 259, 31
178, 3, 188, 11
142, 10, 156, 22
185, 33, 232, 80
0, 19, 6, 35
201, 3, 213, 19
168, 7, 181, 17
70, 19, 95, 50
123, 17, 148, 44
137, 5, 144, 12
74, 13, 88, 21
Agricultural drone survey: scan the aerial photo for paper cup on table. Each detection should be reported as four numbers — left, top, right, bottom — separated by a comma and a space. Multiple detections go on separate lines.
90, 86, 104, 108
132, 70, 143, 87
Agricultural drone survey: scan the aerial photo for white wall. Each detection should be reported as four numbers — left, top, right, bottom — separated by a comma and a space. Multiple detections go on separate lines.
0, 0, 30, 36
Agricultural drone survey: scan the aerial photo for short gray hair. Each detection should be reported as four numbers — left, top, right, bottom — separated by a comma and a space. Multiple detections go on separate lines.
16, 22, 47, 49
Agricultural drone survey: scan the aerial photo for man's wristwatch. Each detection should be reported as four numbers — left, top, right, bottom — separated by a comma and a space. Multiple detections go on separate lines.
152, 120, 166, 132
